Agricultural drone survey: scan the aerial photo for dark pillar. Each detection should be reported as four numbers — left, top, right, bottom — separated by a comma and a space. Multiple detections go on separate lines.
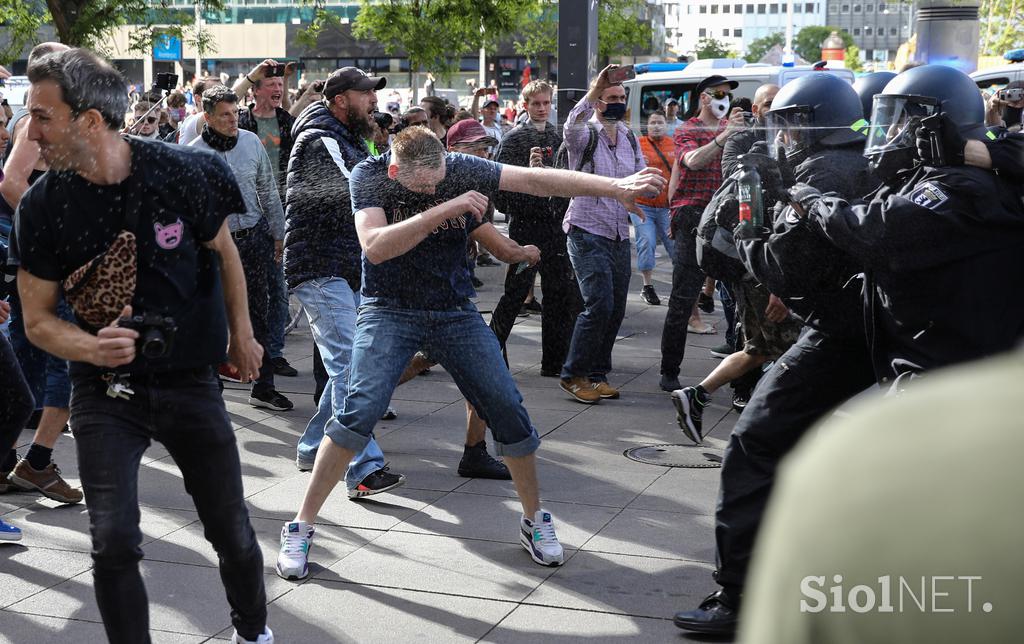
557, 0, 599, 126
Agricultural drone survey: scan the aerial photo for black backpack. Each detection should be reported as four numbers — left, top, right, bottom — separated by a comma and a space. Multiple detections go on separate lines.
695, 172, 750, 282
550, 123, 639, 213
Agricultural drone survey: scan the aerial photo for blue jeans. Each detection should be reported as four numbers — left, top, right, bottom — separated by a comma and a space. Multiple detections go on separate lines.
265, 254, 289, 360
325, 298, 540, 457
70, 367, 266, 643
630, 206, 674, 273
8, 291, 74, 408
562, 227, 632, 382
293, 278, 385, 488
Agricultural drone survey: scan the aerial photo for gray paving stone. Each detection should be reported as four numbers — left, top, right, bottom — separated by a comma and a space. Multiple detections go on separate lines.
525, 550, 717, 619
482, 604, 676, 643
0, 614, 205, 644
317, 531, 564, 602
582, 508, 716, 563
0, 547, 95, 610
4, 560, 294, 637
391, 492, 619, 548
257, 581, 515, 643
626, 467, 722, 516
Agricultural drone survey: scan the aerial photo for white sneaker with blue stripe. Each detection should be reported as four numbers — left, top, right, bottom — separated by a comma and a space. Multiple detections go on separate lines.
276, 521, 314, 580
520, 509, 564, 566
0, 517, 22, 542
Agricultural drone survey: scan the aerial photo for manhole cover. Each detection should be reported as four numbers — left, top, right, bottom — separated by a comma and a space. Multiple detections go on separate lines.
624, 442, 726, 468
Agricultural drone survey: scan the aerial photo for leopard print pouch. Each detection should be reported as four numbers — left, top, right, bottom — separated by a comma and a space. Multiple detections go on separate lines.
62, 230, 138, 329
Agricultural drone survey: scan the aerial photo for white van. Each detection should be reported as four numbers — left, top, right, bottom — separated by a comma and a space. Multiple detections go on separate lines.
969, 64, 1023, 91
623, 62, 856, 132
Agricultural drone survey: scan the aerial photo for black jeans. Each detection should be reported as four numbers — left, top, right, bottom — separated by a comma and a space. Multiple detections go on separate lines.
490, 220, 582, 374
713, 327, 876, 591
233, 222, 275, 393
660, 207, 707, 378
0, 332, 35, 457
70, 367, 267, 643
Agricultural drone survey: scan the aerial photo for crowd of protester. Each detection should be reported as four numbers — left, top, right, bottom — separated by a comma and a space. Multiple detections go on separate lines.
1, 42, 1022, 644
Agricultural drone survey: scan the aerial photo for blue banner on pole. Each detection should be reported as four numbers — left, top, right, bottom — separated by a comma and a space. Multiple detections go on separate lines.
153, 33, 182, 61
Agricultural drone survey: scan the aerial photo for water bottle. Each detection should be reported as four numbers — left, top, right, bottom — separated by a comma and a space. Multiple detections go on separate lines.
736, 155, 764, 229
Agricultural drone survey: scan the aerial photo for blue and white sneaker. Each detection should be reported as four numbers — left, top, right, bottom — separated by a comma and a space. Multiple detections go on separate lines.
232, 626, 274, 643
520, 509, 564, 566
0, 517, 22, 542
276, 521, 314, 580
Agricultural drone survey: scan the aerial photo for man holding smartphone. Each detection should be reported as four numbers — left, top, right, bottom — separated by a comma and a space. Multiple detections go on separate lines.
490, 80, 582, 379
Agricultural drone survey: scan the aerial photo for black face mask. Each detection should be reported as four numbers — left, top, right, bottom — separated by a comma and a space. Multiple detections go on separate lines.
602, 103, 627, 121
1002, 105, 1022, 129
868, 147, 917, 185
201, 124, 238, 152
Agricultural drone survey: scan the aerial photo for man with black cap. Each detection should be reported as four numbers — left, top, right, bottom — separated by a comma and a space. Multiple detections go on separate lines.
664, 97, 683, 137
281, 67, 409, 511
471, 86, 504, 146
658, 74, 746, 392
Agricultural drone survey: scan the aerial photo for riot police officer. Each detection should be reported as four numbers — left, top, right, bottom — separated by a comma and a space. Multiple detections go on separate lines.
673, 73, 880, 636
804, 64, 1024, 380
853, 70, 896, 120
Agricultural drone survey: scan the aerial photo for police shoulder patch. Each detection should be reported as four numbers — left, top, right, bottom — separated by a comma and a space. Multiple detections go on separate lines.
908, 181, 950, 210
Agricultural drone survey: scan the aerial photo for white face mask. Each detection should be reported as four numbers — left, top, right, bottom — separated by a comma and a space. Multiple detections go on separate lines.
710, 97, 730, 119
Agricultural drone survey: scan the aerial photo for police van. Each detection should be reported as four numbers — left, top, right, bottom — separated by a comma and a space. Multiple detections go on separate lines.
623, 59, 856, 132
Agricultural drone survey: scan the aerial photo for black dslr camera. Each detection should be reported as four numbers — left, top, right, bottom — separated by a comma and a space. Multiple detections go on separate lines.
119, 313, 178, 359
153, 73, 178, 93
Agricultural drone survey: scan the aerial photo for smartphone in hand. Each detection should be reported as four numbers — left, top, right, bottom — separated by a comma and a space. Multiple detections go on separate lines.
607, 65, 636, 84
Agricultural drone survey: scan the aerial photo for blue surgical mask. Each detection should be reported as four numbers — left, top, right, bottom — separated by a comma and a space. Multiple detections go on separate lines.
602, 102, 627, 121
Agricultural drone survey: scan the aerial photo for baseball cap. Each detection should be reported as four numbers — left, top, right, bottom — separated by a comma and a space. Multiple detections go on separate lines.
323, 67, 386, 100
665, 97, 679, 105
482, 99, 500, 109
695, 75, 739, 94
447, 119, 498, 148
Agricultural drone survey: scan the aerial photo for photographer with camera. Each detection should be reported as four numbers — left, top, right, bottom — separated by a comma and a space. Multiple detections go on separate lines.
190, 85, 292, 412
984, 80, 1024, 132
490, 80, 582, 379
14, 48, 273, 644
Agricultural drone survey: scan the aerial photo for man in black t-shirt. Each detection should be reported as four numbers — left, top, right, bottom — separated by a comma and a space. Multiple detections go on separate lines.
275, 126, 666, 579
14, 49, 273, 644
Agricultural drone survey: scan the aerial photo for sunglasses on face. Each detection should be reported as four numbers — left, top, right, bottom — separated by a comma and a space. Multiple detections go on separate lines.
705, 90, 733, 101
136, 116, 158, 124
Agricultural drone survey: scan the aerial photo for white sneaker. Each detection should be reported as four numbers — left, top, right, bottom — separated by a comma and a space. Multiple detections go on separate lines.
520, 509, 564, 566
276, 521, 314, 580
232, 626, 273, 643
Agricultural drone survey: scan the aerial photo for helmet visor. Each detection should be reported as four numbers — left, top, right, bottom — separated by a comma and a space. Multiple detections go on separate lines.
764, 108, 812, 160
865, 95, 939, 155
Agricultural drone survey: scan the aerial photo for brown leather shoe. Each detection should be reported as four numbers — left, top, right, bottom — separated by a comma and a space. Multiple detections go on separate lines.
9, 460, 84, 504
591, 381, 620, 399
559, 377, 601, 404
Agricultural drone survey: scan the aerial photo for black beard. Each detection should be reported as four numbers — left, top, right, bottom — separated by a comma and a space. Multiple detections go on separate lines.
347, 107, 374, 139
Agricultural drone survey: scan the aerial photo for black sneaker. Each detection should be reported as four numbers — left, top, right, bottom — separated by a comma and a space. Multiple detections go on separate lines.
272, 356, 298, 377
640, 285, 661, 305
458, 442, 512, 480
659, 374, 681, 392
697, 291, 715, 314
673, 590, 740, 635
476, 255, 498, 267
709, 343, 733, 359
348, 466, 406, 499
380, 406, 398, 421
524, 300, 543, 314
671, 386, 709, 444
249, 388, 294, 411
471, 275, 484, 287
732, 390, 749, 413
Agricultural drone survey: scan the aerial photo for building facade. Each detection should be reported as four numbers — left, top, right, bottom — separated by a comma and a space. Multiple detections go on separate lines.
825, 0, 915, 64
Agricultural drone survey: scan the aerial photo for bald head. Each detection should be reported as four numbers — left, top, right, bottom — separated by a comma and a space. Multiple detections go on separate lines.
29, 42, 70, 64
753, 84, 779, 117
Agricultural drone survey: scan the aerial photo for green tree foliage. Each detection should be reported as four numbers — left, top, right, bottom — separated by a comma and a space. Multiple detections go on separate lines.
745, 32, 785, 63
793, 26, 854, 63
694, 37, 736, 59
980, 0, 1024, 56
0, 0, 224, 66
511, 0, 654, 63
845, 44, 864, 72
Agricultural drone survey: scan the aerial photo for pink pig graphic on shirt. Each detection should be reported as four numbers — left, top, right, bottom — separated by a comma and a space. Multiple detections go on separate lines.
154, 219, 184, 250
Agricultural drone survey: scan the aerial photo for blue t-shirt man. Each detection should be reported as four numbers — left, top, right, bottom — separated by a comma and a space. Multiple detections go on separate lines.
350, 152, 502, 310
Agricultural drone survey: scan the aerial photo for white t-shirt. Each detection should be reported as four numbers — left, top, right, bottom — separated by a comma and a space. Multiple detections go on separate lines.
481, 121, 503, 145
176, 112, 206, 145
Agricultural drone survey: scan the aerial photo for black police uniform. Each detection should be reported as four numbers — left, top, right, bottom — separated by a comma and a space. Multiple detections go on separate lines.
808, 163, 1024, 381
713, 145, 879, 597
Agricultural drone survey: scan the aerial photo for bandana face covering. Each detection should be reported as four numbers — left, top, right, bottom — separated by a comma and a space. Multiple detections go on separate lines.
710, 97, 730, 119
201, 124, 238, 152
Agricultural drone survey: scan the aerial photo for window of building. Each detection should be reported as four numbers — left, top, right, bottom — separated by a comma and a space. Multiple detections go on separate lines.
890, 26, 898, 35
735, 3, 743, 12
699, 27, 707, 37
723, 28, 730, 36
807, 2, 816, 11
770, 3, 779, 12
853, 27, 861, 35
841, 3, 849, 12
878, 2, 886, 10
865, 3, 874, 11
747, 3, 755, 12
829, 3, 838, 12
794, 3, 803, 12
700, 5, 707, 13
854, 3, 861, 11
735, 28, 743, 36
758, 3, 766, 13
724, 4, 731, 12
711, 4, 718, 12
865, 26, 873, 35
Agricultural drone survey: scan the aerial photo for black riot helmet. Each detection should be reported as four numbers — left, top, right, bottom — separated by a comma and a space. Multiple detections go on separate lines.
764, 73, 867, 165
864, 65, 986, 180
853, 71, 896, 120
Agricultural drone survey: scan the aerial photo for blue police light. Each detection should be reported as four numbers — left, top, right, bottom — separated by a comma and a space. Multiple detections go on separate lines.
1004, 49, 1024, 63
634, 62, 689, 74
